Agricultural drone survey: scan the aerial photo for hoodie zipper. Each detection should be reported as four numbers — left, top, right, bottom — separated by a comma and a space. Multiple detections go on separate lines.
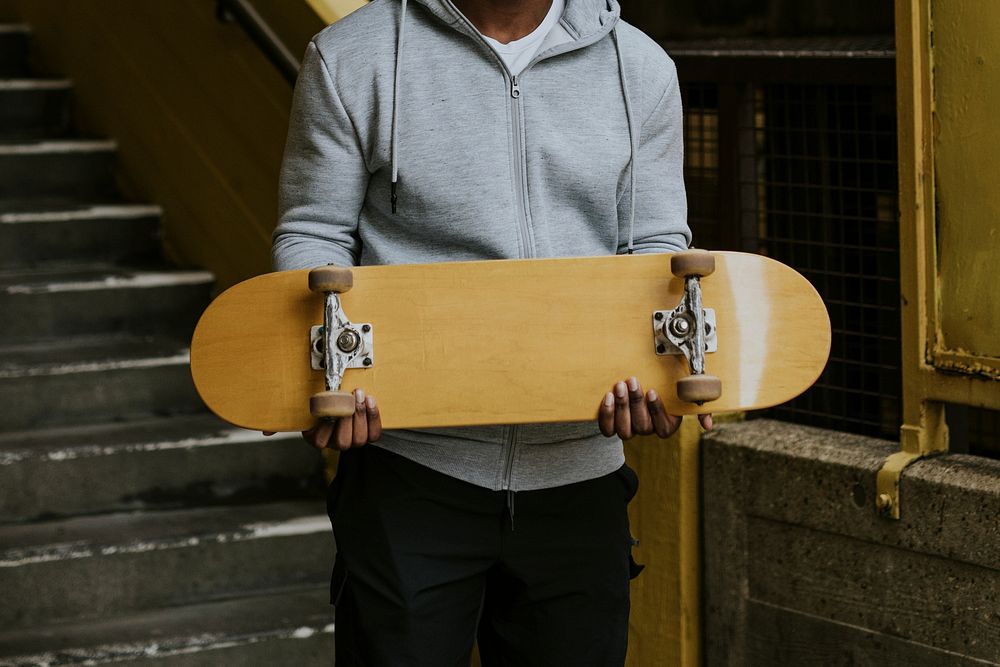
441, 0, 537, 261
508, 74, 535, 259
436, 0, 620, 496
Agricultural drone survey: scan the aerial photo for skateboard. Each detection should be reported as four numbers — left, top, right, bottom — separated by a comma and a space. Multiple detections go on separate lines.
190, 251, 831, 433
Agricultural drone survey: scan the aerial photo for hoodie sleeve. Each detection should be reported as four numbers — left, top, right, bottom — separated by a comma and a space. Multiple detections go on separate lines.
272, 40, 368, 271
619, 58, 691, 255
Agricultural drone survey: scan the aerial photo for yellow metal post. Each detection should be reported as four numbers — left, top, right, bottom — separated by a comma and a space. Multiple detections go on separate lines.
879, 0, 948, 519
624, 416, 705, 667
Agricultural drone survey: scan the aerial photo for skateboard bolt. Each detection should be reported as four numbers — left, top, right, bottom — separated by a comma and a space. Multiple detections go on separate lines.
362, 324, 371, 333
363, 357, 372, 367
336, 330, 361, 353
669, 318, 691, 337
656, 344, 666, 354
654, 312, 664, 321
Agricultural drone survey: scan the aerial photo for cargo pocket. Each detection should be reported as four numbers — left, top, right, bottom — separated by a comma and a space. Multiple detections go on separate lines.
330, 554, 349, 606
616, 464, 644, 579
617, 463, 639, 503
628, 535, 645, 580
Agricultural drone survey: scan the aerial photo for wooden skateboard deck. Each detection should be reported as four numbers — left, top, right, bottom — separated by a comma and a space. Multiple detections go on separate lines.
190, 252, 830, 432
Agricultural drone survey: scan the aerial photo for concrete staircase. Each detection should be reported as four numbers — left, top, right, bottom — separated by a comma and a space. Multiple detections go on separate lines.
0, 24, 336, 665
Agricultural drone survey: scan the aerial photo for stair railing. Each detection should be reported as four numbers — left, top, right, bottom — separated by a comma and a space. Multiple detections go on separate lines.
216, 0, 300, 84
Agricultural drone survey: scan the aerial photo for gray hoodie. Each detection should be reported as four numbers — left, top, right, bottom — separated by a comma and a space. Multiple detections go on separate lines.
273, 0, 690, 491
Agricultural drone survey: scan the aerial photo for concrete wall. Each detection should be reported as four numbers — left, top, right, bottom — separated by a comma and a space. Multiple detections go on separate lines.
701, 420, 1000, 665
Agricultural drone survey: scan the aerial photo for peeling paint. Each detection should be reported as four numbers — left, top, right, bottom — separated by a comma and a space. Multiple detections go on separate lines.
0, 515, 328, 568
0, 139, 116, 155
241, 515, 331, 539
0, 352, 190, 379
0, 204, 161, 224
0, 622, 335, 666
0, 79, 71, 90
935, 0, 1000, 361
4, 271, 213, 295
0, 429, 275, 466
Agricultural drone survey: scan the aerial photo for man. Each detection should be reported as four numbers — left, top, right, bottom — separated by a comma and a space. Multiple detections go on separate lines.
272, 0, 710, 663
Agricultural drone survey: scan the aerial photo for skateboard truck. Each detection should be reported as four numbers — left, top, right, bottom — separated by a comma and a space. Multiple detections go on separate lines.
652, 251, 723, 405
307, 266, 373, 419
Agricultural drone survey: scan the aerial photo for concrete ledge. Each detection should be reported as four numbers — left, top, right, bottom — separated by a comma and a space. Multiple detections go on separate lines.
701, 419, 1000, 665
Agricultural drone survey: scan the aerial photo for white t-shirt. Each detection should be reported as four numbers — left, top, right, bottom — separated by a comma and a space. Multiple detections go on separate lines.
480, 0, 572, 77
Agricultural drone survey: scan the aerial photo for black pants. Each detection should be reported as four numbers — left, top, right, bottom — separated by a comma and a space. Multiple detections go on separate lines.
327, 445, 641, 667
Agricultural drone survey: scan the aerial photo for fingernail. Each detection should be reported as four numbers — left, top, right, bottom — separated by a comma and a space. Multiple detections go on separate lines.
627, 377, 639, 392
604, 392, 614, 407
648, 389, 658, 402
355, 388, 365, 403
615, 382, 627, 398
366, 395, 376, 409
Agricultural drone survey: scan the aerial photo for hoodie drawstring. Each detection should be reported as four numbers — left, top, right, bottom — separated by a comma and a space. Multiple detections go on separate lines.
612, 25, 638, 255
391, 0, 409, 214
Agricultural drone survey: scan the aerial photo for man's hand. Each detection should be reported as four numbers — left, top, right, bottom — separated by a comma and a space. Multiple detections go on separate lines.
262, 388, 382, 450
598, 376, 712, 440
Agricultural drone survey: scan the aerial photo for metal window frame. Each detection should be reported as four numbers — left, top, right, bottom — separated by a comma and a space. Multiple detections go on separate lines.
880, 0, 1000, 520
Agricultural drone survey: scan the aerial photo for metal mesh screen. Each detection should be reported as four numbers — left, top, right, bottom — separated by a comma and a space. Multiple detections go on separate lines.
681, 84, 723, 251
680, 79, 902, 439
967, 407, 1000, 457
747, 84, 901, 438
947, 404, 1000, 458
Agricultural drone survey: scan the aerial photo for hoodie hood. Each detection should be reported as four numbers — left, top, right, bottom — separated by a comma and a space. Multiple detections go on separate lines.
410, 0, 621, 42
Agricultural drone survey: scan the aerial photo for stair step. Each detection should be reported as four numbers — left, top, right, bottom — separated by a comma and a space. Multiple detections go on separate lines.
0, 586, 335, 666
0, 335, 203, 431
0, 204, 162, 268
0, 265, 213, 341
0, 79, 72, 139
0, 139, 117, 200
0, 25, 30, 78
0, 502, 332, 629
0, 415, 321, 522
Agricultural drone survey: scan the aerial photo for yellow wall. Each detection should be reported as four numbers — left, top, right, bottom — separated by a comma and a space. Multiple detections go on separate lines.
623, 417, 706, 666
933, 0, 1000, 363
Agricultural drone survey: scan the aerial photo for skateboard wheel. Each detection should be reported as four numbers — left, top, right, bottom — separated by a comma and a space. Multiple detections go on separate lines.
670, 250, 715, 278
308, 266, 353, 294
676, 374, 722, 404
310, 391, 357, 419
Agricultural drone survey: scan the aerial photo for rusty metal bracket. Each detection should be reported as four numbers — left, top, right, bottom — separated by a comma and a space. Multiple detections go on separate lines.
875, 450, 924, 520
875, 418, 947, 520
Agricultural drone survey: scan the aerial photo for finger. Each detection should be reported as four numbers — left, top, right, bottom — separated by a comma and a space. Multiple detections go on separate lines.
597, 392, 615, 437
304, 422, 333, 449
352, 389, 368, 447
646, 389, 673, 438
699, 413, 714, 431
334, 414, 353, 450
627, 377, 653, 435
366, 395, 382, 442
613, 381, 632, 439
